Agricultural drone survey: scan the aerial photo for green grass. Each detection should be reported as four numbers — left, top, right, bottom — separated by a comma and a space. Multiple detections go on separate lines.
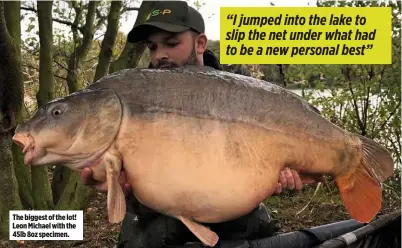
263, 175, 401, 233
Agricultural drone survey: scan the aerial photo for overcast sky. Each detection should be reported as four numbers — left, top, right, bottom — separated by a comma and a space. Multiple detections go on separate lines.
120, 0, 316, 41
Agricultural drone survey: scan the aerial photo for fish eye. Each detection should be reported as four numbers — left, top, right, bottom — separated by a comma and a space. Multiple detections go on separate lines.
52, 109, 62, 116
47, 101, 69, 117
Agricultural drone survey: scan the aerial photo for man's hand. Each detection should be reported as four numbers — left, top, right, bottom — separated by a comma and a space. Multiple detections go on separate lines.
274, 167, 304, 195
80, 167, 132, 197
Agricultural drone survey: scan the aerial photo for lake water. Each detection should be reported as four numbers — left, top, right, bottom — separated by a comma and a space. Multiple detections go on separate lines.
290, 88, 336, 98
288, 87, 385, 111
289, 88, 305, 96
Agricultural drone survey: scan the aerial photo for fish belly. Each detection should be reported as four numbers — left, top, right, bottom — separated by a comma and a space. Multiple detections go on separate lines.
117, 113, 344, 223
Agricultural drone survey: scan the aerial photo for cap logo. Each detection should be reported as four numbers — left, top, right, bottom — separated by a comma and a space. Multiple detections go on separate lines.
146, 9, 172, 20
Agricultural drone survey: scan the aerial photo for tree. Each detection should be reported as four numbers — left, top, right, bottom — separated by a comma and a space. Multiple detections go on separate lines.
94, 0, 123, 81
109, 0, 159, 73
0, 0, 25, 237
31, 0, 55, 211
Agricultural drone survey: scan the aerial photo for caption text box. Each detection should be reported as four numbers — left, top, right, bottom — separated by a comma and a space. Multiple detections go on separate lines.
9, 210, 83, 241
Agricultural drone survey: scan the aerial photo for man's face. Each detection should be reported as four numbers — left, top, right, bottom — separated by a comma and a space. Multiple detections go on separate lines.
145, 30, 204, 69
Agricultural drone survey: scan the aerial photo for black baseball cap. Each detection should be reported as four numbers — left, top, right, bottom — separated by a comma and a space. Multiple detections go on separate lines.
127, 1, 205, 43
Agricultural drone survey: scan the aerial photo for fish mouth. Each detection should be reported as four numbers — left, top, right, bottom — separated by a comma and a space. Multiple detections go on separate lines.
12, 133, 37, 165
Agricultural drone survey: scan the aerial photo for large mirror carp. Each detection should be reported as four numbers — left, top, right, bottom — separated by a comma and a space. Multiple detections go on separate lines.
12, 66, 394, 247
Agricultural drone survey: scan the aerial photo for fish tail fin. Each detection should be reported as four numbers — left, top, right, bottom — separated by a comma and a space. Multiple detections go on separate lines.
336, 134, 394, 223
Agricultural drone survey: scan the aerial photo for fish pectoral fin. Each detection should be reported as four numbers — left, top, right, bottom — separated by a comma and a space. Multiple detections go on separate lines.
336, 164, 381, 224
178, 216, 219, 247
104, 153, 126, 223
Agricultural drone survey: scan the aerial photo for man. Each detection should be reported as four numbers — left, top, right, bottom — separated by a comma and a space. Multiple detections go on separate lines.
80, 1, 305, 247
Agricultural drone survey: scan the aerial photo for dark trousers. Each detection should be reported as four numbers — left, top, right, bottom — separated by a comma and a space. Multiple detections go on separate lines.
116, 195, 279, 248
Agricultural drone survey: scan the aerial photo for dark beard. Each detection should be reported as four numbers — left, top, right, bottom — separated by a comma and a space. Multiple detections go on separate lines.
153, 46, 198, 69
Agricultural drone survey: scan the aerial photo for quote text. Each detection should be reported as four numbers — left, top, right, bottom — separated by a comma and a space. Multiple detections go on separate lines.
219, 7, 391, 64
